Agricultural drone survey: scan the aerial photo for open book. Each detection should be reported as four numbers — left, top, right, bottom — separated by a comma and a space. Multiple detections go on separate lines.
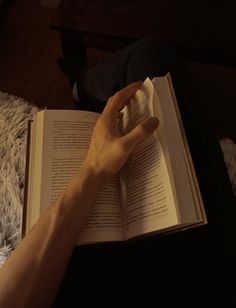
23, 73, 207, 244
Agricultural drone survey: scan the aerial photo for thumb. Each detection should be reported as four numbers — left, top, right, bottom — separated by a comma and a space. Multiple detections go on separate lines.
121, 116, 159, 151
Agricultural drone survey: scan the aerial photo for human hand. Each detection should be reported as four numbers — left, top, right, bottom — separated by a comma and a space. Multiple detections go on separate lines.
84, 81, 159, 179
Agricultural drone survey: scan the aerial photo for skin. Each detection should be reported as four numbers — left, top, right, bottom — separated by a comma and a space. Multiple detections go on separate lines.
0, 81, 159, 308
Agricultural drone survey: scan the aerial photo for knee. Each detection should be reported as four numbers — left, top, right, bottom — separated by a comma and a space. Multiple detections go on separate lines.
129, 36, 178, 76
138, 36, 176, 59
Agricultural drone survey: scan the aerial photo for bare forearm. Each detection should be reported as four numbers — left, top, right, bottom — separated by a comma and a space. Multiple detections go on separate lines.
0, 164, 104, 308
0, 81, 158, 307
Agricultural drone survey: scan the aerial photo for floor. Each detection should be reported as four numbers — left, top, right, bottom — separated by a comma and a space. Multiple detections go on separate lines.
0, 0, 235, 141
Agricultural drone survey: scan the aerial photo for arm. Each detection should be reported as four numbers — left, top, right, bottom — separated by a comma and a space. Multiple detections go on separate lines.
0, 81, 159, 308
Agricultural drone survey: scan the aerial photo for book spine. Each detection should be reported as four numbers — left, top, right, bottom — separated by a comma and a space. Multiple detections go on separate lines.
22, 120, 33, 238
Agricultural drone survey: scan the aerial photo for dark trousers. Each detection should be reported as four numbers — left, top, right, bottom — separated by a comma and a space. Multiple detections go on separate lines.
75, 37, 178, 109
55, 37, 236, 307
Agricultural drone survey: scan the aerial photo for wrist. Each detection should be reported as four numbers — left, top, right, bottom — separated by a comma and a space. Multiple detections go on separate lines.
59, 162, 106, 220
82, 159, 108, 183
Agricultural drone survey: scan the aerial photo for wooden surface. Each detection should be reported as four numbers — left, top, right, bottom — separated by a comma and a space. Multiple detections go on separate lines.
0, 0, 74, 109
52, 0, 236, 66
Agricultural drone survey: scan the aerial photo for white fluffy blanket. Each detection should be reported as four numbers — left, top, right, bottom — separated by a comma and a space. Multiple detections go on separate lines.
0, 92, 38, 266
0, 91, 235, 266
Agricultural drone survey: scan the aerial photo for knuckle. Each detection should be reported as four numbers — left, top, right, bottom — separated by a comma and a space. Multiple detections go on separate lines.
108, 95, 113, 103
117, 140, 128, 155
136, 124, 146, 136
99, 114, 108, 124
114, 91, 121, 99
122, 139, 129, 150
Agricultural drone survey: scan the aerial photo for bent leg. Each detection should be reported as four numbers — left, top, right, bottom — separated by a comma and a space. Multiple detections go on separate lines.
74, 37, 179, 111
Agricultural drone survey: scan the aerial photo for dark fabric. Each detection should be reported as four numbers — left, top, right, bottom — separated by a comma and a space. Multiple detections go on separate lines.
54, 37, 236, 307
75, 37, 179, 112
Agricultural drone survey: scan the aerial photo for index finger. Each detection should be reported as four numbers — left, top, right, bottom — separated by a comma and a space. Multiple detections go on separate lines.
103, 81, 142, 116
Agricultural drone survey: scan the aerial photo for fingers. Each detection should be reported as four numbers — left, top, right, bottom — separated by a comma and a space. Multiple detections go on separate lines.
121, 117, 159, 152
117, 112, 124, 119
104, 81, 142, 116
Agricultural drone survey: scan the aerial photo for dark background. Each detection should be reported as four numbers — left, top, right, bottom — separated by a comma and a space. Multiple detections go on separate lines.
0, 0, 236, 141
0, 0, 236, 306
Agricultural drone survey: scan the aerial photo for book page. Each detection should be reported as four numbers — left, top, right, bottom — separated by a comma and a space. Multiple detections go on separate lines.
32, 110, 123, 243
118, 83, 179, 240
152, 75, 206, 225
